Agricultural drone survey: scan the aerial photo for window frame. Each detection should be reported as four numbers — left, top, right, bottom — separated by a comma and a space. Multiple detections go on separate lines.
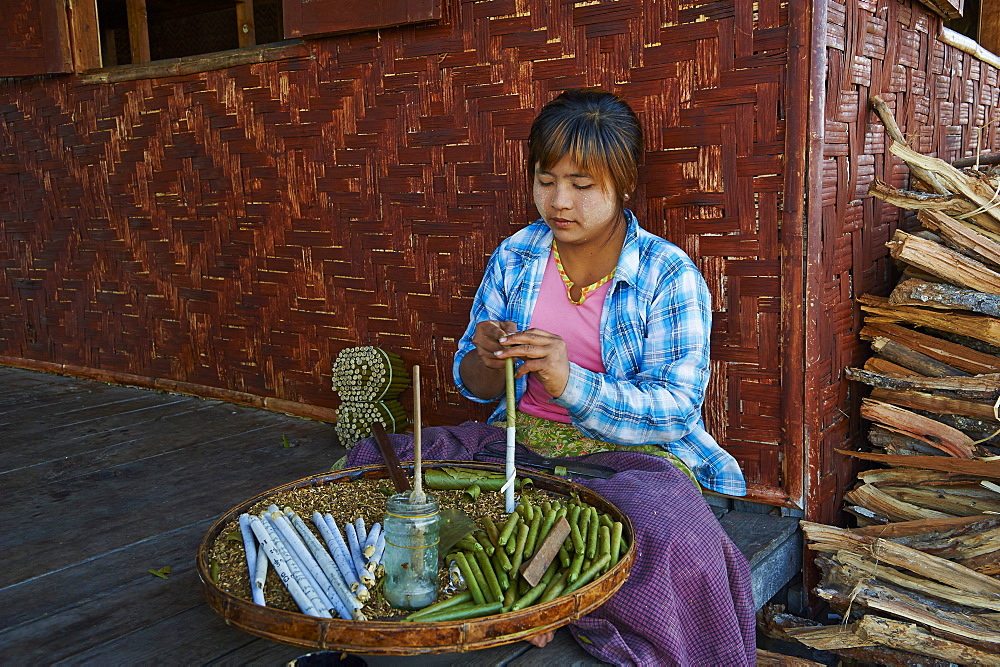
1, 0, 441, 79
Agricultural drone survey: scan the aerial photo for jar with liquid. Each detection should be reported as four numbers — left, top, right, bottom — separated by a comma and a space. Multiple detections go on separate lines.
382, 493, 440, 609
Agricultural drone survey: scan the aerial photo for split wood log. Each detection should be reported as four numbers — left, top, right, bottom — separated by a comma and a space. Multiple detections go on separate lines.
758, 605, 937, 666
844, 483, 952, 522
863, 356, 920, 376
890, 142, 1000, 233
846, 367, 1000, 400
871, 96, 950, 194
783, 623, 873, 650
860, 399, 980, 458
919, 209, 1000, 271
869, 387, 1000, 422
831, 550, 1000, 612
860, 321, 1000, 374
755, 648, 825, 666
856, 466, 984, 486
878, 485, 1000, 516
836, 449, 1000, 479
827, 581, 1000, 647
867, 425, 946, 456
853, 513, 1000, 540
801, 521, 1000, 597
869, 178, 980, 216
886, 230, 1000, 296
959, 551, 1000, 575
856, 615, 1000, 665
890, 277, 1000, 318
870, 336, 969, 377
859, 293, 1000, 348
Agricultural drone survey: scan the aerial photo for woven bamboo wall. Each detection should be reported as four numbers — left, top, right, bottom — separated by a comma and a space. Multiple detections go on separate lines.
809, 0, 1000, 524
0, 0, 795, 501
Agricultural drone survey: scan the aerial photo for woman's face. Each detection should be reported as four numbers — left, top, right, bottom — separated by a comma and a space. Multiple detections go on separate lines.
533, 155, 621, 248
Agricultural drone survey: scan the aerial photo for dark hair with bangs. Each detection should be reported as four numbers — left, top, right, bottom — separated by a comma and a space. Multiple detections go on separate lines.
528, 88, 643, 201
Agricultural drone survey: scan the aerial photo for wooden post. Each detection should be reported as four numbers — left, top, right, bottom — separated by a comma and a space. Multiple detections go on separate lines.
126, 0, 151, 63
237, 0, 256, 48
981, 1, 1000, 58
101, 28, 117, 67
68, 0, 102, 70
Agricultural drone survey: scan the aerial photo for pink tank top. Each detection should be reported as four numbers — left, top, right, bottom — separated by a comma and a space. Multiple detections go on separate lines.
518, 251, 611, 423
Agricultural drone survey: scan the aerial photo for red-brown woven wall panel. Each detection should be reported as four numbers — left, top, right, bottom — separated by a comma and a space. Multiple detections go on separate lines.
0, 0, 794, 500
810, 0, 1000, 524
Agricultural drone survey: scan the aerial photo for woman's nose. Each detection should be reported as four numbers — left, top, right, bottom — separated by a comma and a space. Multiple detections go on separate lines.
551, 183, 573, 210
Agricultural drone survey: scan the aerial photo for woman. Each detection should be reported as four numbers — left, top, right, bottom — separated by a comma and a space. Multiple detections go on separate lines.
454, 88, 745, 497
450, 88, 754, 663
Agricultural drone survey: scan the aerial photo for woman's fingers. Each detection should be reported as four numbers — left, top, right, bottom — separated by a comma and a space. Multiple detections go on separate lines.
496, 329, 570, 397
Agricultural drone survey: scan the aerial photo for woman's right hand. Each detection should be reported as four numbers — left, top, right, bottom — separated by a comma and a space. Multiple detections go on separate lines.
470, 320, 519, 370
459, 320, 519, 399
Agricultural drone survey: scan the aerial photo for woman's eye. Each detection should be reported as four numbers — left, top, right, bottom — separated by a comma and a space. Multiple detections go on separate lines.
537, 180, 554, 187
574, 184, 593, 190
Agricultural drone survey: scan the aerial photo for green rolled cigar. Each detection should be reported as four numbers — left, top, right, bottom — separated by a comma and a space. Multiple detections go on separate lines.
564, 553, 612, 595
474, 548, 504, 602
539, 570, 570, 604
507, 522, 530, 579
493, 540, 512, 571
405, 591, 473, 620
536, 506, 558, 549
523, 511, 542, 559
567, 551, 586, 583
464, 550, 494, 602
568, 504, 581, 526
453, 552, 486, 605
407, 601, 503, 622
474, 531, 495, 556
569, 514, 586, 554
482, 516, 500, 547
600, 512, 613, 530
558, 544, 572, 568
498, 512, 520, 546
456, 536, 484, 553
511, 580, 548, 611
586, 507, 600, 559
599, 524, 611, 557
611, 521, 624, 563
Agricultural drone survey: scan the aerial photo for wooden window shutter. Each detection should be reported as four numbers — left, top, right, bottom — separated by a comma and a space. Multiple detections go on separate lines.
0, 0, 72, 76
918, 0, 964, 20
283, 0, 441, 39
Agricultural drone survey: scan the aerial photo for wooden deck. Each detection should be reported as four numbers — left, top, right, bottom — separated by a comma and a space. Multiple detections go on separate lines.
0, 366, 606, 665
0, 365, 801, 665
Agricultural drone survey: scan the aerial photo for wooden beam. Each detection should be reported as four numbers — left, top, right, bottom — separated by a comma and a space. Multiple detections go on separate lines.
980, 0, 1000, 57
237, 0, 256, 48
126, 0, 150, 64
101, 28, 117, 68
68, 0, 102, 71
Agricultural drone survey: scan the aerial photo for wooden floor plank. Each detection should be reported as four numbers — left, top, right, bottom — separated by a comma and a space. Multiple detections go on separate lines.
1, 563, 235, 662
0, 518, 216, 630
2, 421, 339, 587
0, 403, 289, 493
0, 392, 196, 438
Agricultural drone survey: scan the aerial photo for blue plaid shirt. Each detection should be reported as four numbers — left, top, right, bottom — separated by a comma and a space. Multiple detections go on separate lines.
454, 211, 746, 496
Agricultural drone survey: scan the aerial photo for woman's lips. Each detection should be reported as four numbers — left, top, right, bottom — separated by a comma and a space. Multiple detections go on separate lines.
551, 218, 574, 229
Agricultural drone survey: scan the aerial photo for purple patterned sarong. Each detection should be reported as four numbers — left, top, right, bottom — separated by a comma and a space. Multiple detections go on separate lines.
346, 422, 756, 666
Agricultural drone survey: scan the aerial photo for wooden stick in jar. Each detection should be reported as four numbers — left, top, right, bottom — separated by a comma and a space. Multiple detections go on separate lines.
410, 364, 426, 504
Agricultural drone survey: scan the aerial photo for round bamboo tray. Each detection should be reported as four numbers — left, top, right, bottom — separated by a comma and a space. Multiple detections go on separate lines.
196, 460, 635, 655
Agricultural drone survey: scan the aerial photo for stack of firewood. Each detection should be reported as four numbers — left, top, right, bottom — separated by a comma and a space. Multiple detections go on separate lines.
761, 513, 1000, 664
759, 98, 1000, 664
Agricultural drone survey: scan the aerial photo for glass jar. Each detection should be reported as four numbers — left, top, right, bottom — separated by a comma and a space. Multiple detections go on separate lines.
382, 493, 440, 610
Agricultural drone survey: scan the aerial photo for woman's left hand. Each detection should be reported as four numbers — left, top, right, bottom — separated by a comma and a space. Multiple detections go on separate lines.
495, 328, 570, 398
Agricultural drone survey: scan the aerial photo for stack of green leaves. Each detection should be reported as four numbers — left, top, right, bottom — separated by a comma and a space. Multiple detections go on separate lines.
404, 492, 627, 622
332, 346, 410, 447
